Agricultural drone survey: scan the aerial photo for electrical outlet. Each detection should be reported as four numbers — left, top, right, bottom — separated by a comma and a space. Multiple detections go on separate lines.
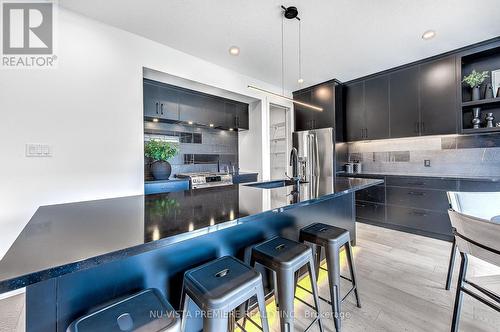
26, 144, 52, 157
424, 159, 431, 167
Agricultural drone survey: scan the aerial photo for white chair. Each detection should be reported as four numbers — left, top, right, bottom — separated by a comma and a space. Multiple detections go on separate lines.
445, 192, 500, 290
447, 210, 500, 332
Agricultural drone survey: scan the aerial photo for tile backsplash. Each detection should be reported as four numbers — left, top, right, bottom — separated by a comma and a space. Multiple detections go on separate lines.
345, 133, 500, 177
144, 121, 238, 180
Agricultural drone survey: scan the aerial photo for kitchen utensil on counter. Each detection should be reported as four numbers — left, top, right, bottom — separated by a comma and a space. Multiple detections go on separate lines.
345, 163, 354, 174
353, 162, 362, 174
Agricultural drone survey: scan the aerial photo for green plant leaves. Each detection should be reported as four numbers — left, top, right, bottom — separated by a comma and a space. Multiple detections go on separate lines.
462, 70, 489, 88
144, 139, 179, 162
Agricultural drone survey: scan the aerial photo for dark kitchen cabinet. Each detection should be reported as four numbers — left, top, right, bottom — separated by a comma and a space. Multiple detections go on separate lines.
158, 86, 180, 121
389, 66, 420, 138
349, 174, 456, 241
293, 81, 344, 140
419, 56, 458, 135
144, 79, 249, 130
143, 81, 161, 118
205, 97, 226, 127
345, 81, 365, 141
345, 55, 459, 141
144, 80, 179, 121
235, 102, 249, 130
364, 75, 390, 139
294, 90, 315, 131
179, 91, 208, 124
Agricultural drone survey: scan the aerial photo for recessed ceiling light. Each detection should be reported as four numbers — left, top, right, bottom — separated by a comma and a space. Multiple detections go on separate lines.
422, 30, 436, 40
209, 124, 214, 127
229, 46, 240, 56
229, 128, 234, 131
152, 118, 159, 122
297, 78, 304, 84
188, 121, 193, 125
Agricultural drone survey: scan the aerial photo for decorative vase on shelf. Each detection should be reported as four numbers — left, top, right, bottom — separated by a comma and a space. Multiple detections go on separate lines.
472, 107, 482, 129
485, 113, 495, 128
472, 86, 481, 101
485, 83, 494, 99
151, 161, 172, 180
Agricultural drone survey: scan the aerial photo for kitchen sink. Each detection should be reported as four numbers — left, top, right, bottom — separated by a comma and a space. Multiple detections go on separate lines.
244, 179, 306, 189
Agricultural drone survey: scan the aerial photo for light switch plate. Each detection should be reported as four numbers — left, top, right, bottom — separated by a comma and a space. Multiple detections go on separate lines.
424, 159, 431, 167
26, 144, 52, 157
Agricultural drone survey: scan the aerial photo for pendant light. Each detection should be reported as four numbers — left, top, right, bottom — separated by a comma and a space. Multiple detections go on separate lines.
248, 5, 322, 112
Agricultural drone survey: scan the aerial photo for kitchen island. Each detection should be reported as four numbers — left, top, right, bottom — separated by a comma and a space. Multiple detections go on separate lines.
0, 176, 382, 332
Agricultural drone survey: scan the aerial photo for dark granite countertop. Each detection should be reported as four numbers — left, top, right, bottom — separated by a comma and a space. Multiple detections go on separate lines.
338, 172, 500, 182
0, 177, 382, 293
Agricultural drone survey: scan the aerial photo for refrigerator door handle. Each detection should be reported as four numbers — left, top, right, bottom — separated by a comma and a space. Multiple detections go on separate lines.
313, 134, 320, 177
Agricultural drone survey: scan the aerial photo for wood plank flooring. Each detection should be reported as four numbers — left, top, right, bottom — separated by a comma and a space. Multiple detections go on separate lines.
0, 223, 498, 331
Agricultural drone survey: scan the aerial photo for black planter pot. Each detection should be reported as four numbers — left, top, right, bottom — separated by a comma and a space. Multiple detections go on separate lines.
150, 161, 172, 180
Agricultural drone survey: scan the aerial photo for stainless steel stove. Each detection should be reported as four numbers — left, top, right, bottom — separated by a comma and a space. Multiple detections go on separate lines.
176, 172, 233, 189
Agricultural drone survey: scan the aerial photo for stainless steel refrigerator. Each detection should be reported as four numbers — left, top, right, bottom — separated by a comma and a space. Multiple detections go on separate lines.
292, 127, 336, 196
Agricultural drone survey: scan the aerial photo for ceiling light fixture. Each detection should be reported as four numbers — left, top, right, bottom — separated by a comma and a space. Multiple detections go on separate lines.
247, 5, 322, 111
188, 121, 193, 125
229, 46, 240, 56
152, 118, 159, 122
248, 85, 322, 111
209, 123, 214, 127
422, 30, 436, 40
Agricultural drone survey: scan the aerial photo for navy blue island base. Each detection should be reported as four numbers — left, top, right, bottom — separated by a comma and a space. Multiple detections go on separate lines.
0, 176, 382, 332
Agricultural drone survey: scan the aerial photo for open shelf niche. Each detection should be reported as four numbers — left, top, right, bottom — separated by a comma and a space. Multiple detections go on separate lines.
460, 44, 500, 133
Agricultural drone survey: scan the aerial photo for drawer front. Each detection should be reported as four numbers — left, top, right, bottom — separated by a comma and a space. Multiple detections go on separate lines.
233, 173, 258, 184
386, 205, 452, 236
458, 180, 500, 192
386, 187, 449, 211
145, 181, 190, 195
355, 185, 386, 203
356, 201, 386, 222
386, 176, 458, 191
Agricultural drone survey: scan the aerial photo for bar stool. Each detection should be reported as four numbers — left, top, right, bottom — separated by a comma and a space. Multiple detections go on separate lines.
299, 223, 361, 332
67, 288, 180, 332
180, 255, 269, 332
250, 236, 323, 332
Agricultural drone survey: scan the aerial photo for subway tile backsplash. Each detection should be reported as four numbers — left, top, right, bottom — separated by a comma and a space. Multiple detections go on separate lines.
346, 133, 500, 177
144, 121, 238, 180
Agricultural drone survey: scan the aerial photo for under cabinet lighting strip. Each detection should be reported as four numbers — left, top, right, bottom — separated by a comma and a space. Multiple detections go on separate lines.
248, 85, 323, 111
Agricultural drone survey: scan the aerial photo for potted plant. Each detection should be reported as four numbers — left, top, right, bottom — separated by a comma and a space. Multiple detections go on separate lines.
144, 139, 179, 180
462, 70, 489, 101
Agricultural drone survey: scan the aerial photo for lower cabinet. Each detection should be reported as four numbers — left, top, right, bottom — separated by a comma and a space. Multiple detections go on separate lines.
144, 180, 190, 195
353, 174, 500, 241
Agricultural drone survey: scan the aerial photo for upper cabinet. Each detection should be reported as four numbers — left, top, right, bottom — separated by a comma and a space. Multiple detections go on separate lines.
389, 66, 420, 138
143, 79, 249, 130
364, 75, 390, 140
293, 81, 344, 141
419, 56, 457, 136
345, 55, 458, 141
345, 81, 365, 141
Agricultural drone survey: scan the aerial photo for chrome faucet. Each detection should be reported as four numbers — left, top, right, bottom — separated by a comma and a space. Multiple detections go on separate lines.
289, 147, 299, 180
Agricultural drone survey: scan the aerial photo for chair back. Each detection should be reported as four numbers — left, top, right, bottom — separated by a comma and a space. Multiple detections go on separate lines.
447, 209, 500, 267
447, 191, 500, 221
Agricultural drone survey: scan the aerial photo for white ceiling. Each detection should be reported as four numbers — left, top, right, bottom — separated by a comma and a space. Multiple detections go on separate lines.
60, 0, 500, 91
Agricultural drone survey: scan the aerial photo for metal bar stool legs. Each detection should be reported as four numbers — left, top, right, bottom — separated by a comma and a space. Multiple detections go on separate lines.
445, 238, 457, 290
251, 237, 324, 332
300, 223, 362, 332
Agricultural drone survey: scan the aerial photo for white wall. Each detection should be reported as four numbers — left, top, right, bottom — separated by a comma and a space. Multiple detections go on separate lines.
0, 8, 291, 257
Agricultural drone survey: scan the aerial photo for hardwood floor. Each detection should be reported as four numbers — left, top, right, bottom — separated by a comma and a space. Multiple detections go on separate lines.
0, 223, 498, 331
245, 223, 500, 332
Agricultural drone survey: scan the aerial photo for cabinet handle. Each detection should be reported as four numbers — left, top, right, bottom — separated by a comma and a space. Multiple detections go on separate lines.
155, 102, 159, 114
421, 122, 425, 133
415, 122, 419, 134
160, 103, 164, 115
360, 128, 364, 139
365, 128, 368, 139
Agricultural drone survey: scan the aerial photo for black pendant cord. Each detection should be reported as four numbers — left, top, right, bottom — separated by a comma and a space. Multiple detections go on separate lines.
281, 14, 285, 95
298, 20, 302, 81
